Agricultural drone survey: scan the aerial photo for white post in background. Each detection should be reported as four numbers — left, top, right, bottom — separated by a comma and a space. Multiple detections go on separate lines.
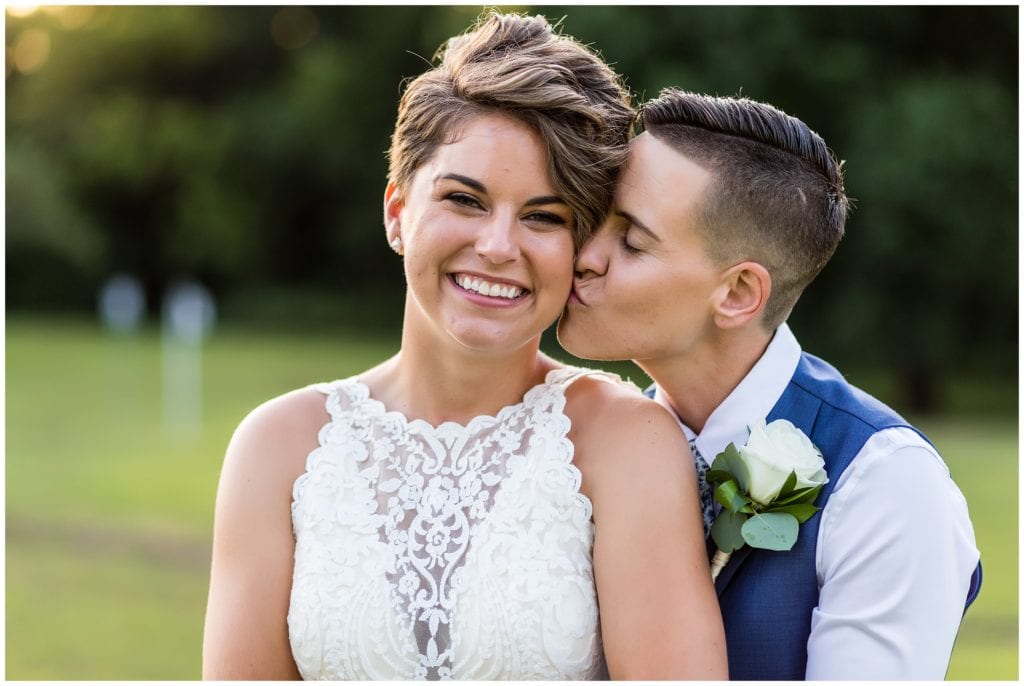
98, 274, 145, 335
98, 274, 146, 413
161, 280, 216, 440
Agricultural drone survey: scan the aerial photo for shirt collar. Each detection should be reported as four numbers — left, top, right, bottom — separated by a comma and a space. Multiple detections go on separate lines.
654, 323, 801, 466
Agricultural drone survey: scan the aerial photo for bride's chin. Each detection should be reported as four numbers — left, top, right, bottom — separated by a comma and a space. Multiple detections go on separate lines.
444, 325, 536, 356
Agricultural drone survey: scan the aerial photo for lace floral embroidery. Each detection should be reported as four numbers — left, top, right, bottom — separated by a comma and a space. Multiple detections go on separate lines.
289, 368, 605, 680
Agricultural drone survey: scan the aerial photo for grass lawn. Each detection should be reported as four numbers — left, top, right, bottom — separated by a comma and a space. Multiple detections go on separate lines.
920, 417, 1018, 680
5, 317, 1017, 679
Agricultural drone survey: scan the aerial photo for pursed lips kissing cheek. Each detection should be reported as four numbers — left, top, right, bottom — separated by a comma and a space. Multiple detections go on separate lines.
566, 280, 588, 307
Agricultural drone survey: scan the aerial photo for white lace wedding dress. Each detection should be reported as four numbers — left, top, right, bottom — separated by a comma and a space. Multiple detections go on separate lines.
288, 367, 609, 680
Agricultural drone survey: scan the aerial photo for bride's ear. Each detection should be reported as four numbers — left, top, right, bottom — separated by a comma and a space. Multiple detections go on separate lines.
383, 182, 404, 241
712, 261, 771, 330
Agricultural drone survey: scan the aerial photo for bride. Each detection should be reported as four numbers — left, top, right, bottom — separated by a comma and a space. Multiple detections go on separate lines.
202, 12, 726, 680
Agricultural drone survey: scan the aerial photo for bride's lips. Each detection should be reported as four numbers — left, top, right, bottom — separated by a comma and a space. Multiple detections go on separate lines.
448, 271, 531, 305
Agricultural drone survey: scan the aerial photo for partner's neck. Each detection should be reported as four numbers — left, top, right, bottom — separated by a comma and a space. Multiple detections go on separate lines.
637, 329, 772, 434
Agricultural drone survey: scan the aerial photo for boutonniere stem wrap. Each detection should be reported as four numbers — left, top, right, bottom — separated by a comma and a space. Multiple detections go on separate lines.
706, 419, 828, 582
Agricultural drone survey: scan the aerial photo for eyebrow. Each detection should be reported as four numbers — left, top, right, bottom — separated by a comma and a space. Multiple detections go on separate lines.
437, 173, 567, 207
617, 210, 660, 242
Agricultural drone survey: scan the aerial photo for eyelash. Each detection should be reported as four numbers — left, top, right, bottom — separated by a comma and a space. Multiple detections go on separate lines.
445, 192, 483, 210
620, 230, 642, 255
444, 192, 567, 226
525, 211, 567, 226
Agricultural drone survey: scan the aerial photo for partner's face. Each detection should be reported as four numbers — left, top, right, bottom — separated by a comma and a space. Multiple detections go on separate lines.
557, 132, 723, 362
386, 113, 575, 354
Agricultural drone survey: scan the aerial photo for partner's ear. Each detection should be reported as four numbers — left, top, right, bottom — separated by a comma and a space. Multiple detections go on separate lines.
711, 261, 771, 330
383, 182, 404, 241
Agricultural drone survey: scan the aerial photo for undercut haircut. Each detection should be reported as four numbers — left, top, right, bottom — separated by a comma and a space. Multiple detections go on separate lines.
640, 89, 849, 329
388, 11, 634, 247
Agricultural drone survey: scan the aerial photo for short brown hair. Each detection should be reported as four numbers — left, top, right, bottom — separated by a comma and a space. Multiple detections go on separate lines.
640, 89, 849, 329
387, 12, 634, 246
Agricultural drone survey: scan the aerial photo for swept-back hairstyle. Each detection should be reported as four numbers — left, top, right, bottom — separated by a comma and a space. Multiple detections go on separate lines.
387, 11, 634, 246
640, 89, 849, 329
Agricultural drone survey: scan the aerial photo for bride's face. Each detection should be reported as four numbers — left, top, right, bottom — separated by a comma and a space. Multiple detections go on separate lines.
385, 113, 576, 355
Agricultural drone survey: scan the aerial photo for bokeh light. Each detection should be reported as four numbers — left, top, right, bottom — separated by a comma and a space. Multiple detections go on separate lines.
6, 3, 39, 19
12, 28, 50, 75
51, 5, 96, 30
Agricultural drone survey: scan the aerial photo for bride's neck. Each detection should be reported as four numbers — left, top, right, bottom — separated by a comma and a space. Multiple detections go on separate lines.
364, 335, 554, 427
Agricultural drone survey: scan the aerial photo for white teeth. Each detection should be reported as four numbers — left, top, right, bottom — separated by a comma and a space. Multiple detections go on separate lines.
455, 274, 522, 299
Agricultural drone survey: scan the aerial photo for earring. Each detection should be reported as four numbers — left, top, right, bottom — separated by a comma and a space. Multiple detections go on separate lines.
390, 236, 403, 255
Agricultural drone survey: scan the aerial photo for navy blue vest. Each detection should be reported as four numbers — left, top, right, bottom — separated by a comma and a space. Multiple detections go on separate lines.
708, 352, 981, 679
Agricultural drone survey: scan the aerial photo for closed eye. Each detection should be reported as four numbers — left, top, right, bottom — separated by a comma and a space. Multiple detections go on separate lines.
616, 210, 659, 254
620, 233, 643, 254
613, 220, 642, 254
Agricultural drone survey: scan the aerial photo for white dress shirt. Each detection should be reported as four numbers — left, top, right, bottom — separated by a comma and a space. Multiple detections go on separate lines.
654, 323, 979, 679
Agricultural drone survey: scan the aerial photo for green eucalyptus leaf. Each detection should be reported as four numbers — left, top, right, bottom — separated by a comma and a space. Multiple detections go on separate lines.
741, 512, 799, 551
721, 443, 750, 493
711, 511, 748, 553
765, 503, 820, 523
714, 479, 750, 513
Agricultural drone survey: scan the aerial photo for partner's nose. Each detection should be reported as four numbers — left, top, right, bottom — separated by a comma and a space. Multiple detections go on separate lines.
475, 211, 520, 264
574, 224, 611, 277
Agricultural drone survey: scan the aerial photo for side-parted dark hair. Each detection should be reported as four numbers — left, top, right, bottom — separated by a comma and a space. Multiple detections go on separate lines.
640, 89, 849, 329
388, 12, 634, 247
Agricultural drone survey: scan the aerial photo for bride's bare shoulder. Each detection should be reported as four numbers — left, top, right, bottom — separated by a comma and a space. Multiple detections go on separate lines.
237, 385, 330, 437
563, 370, 674, 432
223, 385, 332, 481
563, 370, 692, 490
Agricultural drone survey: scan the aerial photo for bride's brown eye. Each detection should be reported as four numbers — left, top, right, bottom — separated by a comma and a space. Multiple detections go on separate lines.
524, 211, 567, 226
446, 193, 484, 209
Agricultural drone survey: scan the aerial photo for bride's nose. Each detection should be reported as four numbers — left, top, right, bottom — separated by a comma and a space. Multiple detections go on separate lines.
475, 212, 520, 264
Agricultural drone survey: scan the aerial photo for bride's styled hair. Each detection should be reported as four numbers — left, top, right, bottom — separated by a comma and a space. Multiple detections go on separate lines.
387, 11, 634, 246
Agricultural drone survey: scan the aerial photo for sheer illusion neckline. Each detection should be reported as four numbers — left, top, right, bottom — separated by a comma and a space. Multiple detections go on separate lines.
337, 366, 577, 435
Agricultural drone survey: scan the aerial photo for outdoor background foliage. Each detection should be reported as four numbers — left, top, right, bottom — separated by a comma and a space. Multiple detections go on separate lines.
7, 4, 1017, 410
6, 5, 1018, 680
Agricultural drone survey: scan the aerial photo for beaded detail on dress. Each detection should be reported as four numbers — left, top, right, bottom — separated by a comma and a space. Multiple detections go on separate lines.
288, 367, 606, 680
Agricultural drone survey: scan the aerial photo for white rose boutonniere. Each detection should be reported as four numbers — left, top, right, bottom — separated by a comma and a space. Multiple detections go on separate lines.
707, 419, 829, 581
